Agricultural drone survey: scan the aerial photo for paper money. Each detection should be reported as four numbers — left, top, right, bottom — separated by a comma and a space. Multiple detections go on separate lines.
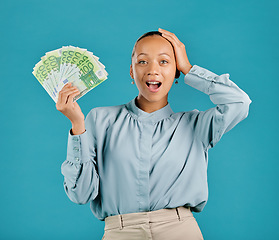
32, 46, 108, 103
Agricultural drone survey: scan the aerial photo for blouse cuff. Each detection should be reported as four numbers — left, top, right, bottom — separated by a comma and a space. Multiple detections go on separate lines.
184, 65, 222, 94
66, 129, 90, 164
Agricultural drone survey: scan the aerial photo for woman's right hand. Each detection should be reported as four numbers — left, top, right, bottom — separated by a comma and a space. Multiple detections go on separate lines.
56, 82, 85, 126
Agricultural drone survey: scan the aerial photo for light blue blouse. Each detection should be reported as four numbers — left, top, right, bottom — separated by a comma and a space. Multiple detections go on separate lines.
61, 64, 252, 221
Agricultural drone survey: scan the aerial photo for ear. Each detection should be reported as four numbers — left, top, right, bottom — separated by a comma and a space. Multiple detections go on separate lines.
130, 64, 134, 79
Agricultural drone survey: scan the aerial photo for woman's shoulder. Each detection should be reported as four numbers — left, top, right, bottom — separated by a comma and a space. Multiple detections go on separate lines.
91, 103, 125, 113
86, 103, 127, 122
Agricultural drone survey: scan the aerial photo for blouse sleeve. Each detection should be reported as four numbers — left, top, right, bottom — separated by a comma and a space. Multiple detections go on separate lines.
61, 109, 99, 204
184, 65, 252, 150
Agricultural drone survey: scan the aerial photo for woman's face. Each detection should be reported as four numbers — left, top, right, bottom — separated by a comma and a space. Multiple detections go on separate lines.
130, 35, 177, 105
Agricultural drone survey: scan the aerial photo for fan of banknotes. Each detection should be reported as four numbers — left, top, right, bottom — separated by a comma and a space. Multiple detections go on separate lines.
32, 46, 108, 103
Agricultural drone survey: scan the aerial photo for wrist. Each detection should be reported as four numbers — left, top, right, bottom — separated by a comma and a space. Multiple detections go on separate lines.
181, 64, 193, 75
71, 118, 84, 126
71, 121, 85, 135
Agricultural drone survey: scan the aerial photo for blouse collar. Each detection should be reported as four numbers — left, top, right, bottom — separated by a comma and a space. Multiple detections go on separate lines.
125, 97, 174, 123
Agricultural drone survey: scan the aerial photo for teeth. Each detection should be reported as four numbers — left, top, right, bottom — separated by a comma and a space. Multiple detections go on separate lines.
147, 81, 160, 84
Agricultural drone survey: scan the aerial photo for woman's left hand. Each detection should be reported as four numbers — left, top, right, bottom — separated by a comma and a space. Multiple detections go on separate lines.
158, 28, 193, 75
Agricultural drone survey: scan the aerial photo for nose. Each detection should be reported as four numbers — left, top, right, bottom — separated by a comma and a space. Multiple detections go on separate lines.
147, 62, 159, 76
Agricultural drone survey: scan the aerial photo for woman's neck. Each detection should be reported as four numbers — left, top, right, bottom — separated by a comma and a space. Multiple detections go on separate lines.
135, 96, 168, 113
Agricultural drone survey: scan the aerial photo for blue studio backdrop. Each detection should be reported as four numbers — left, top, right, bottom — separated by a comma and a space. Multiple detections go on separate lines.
1, 0, 278, 239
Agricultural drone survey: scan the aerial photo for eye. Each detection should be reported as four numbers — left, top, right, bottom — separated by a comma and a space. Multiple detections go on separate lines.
161, 60, 168, 64
138, 60, 147, 64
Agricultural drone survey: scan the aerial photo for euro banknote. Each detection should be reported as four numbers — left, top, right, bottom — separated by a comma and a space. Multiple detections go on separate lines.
32, 46, 108, 103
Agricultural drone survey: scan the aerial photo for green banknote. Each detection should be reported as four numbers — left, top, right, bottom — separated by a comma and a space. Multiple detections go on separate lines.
32, 46, 108, 103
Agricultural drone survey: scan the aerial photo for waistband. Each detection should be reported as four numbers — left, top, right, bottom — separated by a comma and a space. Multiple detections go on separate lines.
104, 206, 192, 230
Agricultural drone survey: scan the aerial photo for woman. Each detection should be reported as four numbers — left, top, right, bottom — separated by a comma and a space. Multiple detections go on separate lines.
56, 28, 252, 240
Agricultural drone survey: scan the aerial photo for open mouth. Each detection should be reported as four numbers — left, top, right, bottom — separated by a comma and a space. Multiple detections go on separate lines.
146, 81, 162, 92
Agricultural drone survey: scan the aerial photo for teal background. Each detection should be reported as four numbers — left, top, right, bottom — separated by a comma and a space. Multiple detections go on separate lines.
1, 0, 278, 239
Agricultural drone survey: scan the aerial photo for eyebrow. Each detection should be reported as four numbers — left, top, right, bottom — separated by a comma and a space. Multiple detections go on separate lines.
137, 53, 171, 57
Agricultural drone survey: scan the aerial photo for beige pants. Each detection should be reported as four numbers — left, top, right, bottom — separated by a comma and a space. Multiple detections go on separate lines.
102, 206, 204, 240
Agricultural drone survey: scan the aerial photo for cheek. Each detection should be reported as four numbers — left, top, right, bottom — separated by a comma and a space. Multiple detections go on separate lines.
162, 66, 176, 89
132, 66, 143, 78
164, 64, 177, 79
164, 79, 175, 90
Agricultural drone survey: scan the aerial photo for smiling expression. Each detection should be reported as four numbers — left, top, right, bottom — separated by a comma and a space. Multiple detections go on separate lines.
130, 35, 177, 105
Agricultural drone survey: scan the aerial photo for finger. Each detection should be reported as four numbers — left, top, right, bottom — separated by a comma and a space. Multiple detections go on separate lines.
59, 85, 78, 96
58, 83, 72, 98
58, 88, 79, 105
62, 82, 78, 92
160, 32, 179, 48
66, 89, 80, 104
63, 88, 79, 104
60, 85, 78, 94
158, 28, 175, 38
158, 28, 182, 46
158, 28, 171, 33
161, 32, 176, 45
158, 28, 177, 39
160, 34, 180, 57
61, 82, 74, 91
162, 32, 181, 47
61, 89, 79, 106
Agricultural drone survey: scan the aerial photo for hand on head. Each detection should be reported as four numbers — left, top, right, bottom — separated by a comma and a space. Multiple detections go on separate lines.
158, 28, 192, 75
